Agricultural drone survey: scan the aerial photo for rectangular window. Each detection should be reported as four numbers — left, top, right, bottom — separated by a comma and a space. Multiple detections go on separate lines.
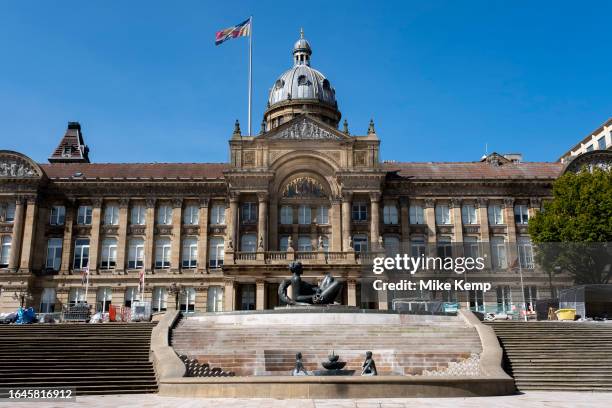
239, 284, 256, 311
179, 287, 196, 312
464, 236, 480, 259
49, 205, 66, 226
45, 238, 63, 271
524, 286, 538, 312
124, 287, 140, 308
297, 236, 312, 251
69, 287, 86, 306
435, 204, 451, 225
409, 204, 424, 224
319, 236, 329, 252
73, 238, 90, 270
210, 204, 226, 225
514, 204, 529, 224
437, 236, 453, 259
207, 286, 224, 312
40, 288, 56, 313
279, 235, 290, 252
240, 234, 257, 252
152, 287, 167, 312
182, 237, 198, 268
100, 238, 117, 269
491, 237, 507, 270
1, 236, 12, 267
597, 136, 606, 150
518, 236, 534, 269
410, 237, 425, 258
208, 237, 224, 268
298, 205, 311, 225
0, 202, 16, 223
77, 206, 92, 225
317, 206, 329, 224
469, 290, 485, 312
103, 205, 119, 225
461, 204, 478, 225
383, 205, 398, 225
353, 234, 368, 252
183, 205, 199, 225
280, 205, 293, 224
157, 205, 173, 225
154, 238, 171, 268
352, 202, 367, 221
131, 205, 146, 225
488, 204, 504, 225
384, 236, 400, 256
241, 202, 257, 224
127, 238, 144, 269
586, 144, 594, 152
96, 287, 112, 313
496, 285, 512, 314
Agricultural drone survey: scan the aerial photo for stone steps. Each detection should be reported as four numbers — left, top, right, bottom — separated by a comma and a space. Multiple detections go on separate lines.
0, 323, 158, 396
487, 321, 612, 392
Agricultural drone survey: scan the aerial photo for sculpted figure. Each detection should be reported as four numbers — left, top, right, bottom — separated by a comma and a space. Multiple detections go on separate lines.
291, 352, 308, 376
361, 351, 377, 376
278, 261, 342, 305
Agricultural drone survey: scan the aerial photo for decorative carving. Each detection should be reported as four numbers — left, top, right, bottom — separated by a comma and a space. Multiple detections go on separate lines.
128, 225, 146, 236
354, 151, 367, 166
257, 192, 269, 202
424, 199, 435, 208
529, 197, 542, 209
118, 198, 130, 208
145, 198, 156, 208
449, 198, 461, 208
564, 150, 612, 174
242, 151, 256, 166
172, 198, 183, 208
199, 196, 210, 208
503, 198, 515, 208
282, 177, 327, 198
92, 198, 103, 208
0, 157, 37, 177
270, 118, 342, 140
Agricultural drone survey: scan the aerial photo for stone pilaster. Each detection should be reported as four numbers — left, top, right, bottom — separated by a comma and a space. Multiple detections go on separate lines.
347, 279, 357, 307
424, 199, 436, 245
504, 198, 518, 266
87, 198, 103, 273
8, 197, 25, 271
341, 192, 352, 251
60, 204, 75, 273
330, 196, 342, 252
115, 198, 129, 273
370, 192, 381, 250
19, 196, 38, 271
269, 197, 278, 250
257, 193, 268, 251
256, 279, 265, 310
399, 197, 410, 252
144, 198, 156, 273
377, 288, 388, 310
529, 197, 542, 219
451, 198, 463, 243
227, 193, 239, 251
170, 198, 183, 273
224, 279, 235, 311
197, 197, 209, 273
477, 198, 492, 269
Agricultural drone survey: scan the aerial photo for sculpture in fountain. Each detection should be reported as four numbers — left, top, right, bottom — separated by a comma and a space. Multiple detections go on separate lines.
278, 261, 342, 306
361, 351, 378, 376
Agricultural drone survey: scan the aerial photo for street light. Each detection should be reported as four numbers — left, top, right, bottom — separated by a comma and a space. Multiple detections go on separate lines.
12, 287, 33, 308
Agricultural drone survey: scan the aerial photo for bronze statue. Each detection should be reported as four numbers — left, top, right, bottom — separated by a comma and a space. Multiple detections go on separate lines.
278, 261, 342, 305
292, 352, 308, 376
361, 351, 377, 376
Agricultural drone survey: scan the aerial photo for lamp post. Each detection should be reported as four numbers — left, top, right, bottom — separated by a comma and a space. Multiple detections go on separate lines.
12, 287, 32, 308
168, 283, 185, 312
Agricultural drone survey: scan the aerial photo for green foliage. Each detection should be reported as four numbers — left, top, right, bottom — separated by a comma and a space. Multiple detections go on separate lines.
529, 168, 612, 284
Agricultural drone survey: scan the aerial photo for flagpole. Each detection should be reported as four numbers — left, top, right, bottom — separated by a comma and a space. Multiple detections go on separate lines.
248, 15, 253, 136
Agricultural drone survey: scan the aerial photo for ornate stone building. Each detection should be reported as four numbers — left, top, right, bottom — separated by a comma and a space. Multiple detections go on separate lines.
0, 33, 577, 315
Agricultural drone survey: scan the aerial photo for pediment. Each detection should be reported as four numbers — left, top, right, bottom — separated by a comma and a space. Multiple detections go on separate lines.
0, 150, 44, 179
264, 115, 349, 141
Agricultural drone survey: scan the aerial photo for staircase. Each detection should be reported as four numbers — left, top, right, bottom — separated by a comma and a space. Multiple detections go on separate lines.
0, 323, 158, 395
487, 321, 612, 391
172, 312, 482, 376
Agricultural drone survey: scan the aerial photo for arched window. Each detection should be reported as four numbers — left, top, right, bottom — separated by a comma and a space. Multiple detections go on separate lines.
0, 236, 12, 267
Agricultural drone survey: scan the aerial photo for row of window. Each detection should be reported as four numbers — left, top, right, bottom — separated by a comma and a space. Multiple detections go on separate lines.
39, 285, 225, 314
279, 205, 329, 225
47, 204, 227, 227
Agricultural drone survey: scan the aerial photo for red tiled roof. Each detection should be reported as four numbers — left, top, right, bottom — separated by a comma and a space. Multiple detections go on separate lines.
40, 163, 229, 180
383, 162, 563, 180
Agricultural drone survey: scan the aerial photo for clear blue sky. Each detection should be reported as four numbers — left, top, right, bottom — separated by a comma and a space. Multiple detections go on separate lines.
1, 1, 611, 164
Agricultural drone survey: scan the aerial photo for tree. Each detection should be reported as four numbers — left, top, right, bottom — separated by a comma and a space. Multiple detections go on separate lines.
529, 167, 612, 286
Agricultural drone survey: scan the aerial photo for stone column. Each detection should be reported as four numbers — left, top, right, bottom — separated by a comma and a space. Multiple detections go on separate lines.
370, 192, 381, 250
256, 280, 265, 310
377, 288, 388, 310
451, 198, 463, 242
144, 199, 156, 273
257, 193, 268, 251
341, 192, 352, 251
197, 197, 209, 274
60, 204, 75, 273
330, 197, 342, 252
227, 193, 239, 250
478, 198, 492, 269
224, 279, 235, 311
504, 198, 518, 266
19, 196, 38, 272
115, 199, 129, 274
424, 199, 436, 245
399, 197, 410, 253
269, 197, 278, 250
170, 198, 183, 273
87, 198, 102, 273
347, 279, 357, 307
8, 197, 25, 271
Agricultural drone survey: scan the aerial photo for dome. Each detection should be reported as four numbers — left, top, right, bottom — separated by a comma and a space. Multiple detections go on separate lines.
267, 29, 337, 109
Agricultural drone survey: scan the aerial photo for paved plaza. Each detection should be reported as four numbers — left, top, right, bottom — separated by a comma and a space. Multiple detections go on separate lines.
1, 392, 612, 408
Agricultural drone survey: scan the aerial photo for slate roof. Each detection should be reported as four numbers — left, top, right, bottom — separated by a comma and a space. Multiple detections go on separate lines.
383, 162, 563, 180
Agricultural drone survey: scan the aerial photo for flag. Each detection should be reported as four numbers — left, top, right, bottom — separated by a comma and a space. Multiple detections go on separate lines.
81, 265, 89, 285
215, 18, 251, 46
